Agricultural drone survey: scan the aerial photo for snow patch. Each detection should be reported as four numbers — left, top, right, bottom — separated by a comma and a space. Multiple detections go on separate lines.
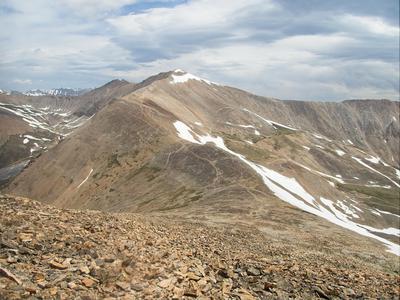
243, 109, 297, 131
335, 149, 345, 156
23, 135, 41, 141
358, 225, 400, 237
313, 134, 332, 142
174, 121, 201, 144
365, 184, 392, 189
23, 138, 29, 144
225, 122, 255, 129
318, 197, 399, 255
352, 156, 400, 188
170, 72, 218, 85
371, 210, 381, 216
365, 156, 380, 164
380, 160, 390, 167
376, 209, 400, 218
296, 163, 345, 184
302, 146, 310, 151
336, 200, 360, 218
77, 168, 93, 189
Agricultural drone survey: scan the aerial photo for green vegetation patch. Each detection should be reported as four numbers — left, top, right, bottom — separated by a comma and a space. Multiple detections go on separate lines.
107, 153, 121, 168
271, 134, 299, 154
338, 183, 400, 215
224, 138, 271, 162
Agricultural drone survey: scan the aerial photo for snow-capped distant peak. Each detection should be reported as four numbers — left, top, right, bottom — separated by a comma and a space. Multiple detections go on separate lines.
24, 89, 47, 96
0, 89, 10, 95
23, 88, 88, 97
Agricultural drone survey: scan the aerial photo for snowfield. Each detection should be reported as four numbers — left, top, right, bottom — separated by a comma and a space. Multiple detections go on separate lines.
352, 157, 400, 188
173, 120, 400, 255
243, 108, 297, 131
365, 156, 380, 164
0, 102, 90, 136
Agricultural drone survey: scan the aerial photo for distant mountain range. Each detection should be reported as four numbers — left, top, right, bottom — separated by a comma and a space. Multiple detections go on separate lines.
0, 87, 91, 97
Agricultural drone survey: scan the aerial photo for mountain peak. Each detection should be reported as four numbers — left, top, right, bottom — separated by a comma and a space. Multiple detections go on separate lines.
99, 79, 130, 89
0, 89, 11, 95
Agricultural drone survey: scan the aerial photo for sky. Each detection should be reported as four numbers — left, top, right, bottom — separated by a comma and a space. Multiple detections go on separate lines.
0, 0, 399, 101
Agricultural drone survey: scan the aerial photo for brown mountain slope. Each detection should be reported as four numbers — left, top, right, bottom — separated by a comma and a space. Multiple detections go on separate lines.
0, 80, 138, 186
4, 70, 400, 259
130, 72, 399, 166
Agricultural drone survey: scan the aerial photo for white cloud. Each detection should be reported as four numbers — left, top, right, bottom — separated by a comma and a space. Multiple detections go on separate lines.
108, 0, 277, 35
0, 0, 398, 100
109, 37, 398, 100
340, 14, 399, 36
13, 79, 32, 85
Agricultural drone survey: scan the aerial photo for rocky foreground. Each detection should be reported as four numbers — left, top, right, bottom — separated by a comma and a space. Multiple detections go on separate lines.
0, 195, 399, 299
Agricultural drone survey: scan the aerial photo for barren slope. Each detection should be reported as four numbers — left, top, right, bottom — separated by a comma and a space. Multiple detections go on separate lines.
1, 195, 399, 299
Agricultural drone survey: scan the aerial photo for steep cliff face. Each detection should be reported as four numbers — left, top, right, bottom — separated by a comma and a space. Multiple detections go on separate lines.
3, 70, 400, 256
